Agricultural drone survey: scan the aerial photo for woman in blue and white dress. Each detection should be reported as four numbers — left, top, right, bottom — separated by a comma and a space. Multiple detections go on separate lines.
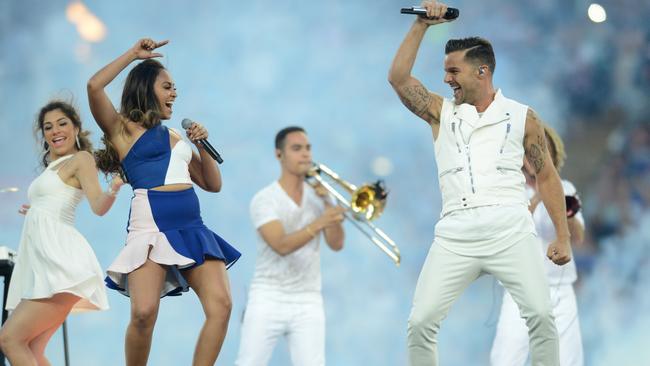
89, 38, 240, 365
0, 101, 122, 365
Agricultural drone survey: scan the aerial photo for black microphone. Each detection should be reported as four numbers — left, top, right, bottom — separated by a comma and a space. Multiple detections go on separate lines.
400, 7, 459, 20
181, 118, 224, 164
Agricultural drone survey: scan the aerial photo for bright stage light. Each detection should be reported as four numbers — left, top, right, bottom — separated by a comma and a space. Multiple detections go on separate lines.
588, 3, 607, 23
66, 2, 89, 24
371, 157, 394, 177
66, 1, 107, 43
77, 14, 107, 42
0, 187, 19, 193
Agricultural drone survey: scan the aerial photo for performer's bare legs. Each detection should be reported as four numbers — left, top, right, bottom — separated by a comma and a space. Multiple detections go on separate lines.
0, 293, 79, 365
185, 260, 232, 366
125, 260, 166, 366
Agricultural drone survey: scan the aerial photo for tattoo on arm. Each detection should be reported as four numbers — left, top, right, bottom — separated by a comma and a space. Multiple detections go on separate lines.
524, 109, 548, 174
399, 85, 439, 125
525, 134, 546, 174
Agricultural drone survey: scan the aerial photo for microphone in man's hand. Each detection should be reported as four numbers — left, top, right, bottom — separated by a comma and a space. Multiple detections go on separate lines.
400, 7, 459, 20
181, 118, 224, 164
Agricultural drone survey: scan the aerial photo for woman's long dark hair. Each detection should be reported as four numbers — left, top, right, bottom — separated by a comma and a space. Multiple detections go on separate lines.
95, 59, 166, 178
35, 101, 92, 168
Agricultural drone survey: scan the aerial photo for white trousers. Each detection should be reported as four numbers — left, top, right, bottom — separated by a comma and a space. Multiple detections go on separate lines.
408, 234, 559, 366
490, 284, 583, 366
236, 291, 325, 366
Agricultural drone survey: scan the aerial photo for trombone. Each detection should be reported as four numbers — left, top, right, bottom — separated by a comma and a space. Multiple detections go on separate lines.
306, 162, 401, 266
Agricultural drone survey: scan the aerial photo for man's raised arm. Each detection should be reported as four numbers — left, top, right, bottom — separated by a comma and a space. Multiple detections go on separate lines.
388, 1, 452, 127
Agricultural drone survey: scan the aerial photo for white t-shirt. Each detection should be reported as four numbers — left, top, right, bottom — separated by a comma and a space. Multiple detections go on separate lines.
249, 181, 326, 294
530, 180, 584, 285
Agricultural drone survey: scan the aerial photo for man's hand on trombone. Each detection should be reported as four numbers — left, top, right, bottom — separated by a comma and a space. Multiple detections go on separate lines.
312, 182, 328, 198
313, 205, 346, 230
312, 205, 346, 252
312, 182, 336, 206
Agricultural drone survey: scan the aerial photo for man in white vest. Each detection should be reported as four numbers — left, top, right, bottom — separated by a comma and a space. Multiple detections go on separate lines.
388, 1, 572, 365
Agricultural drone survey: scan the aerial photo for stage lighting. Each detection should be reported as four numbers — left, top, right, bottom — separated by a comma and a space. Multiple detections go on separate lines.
371, 156, 394, 177
588, 3, 607, 23
66, 1, 107, 42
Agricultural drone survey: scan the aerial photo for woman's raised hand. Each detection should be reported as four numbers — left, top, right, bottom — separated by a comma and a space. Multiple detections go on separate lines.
131, 38, 169, 60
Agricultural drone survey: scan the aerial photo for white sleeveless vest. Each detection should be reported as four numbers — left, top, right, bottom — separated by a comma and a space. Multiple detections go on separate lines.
435, 89, 529, 217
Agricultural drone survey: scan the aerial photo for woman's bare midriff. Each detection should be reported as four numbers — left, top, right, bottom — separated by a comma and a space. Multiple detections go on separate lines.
150, 183, 192, 192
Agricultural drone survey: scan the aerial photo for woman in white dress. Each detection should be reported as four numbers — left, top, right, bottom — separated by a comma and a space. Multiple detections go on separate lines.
0, 101, 123, 365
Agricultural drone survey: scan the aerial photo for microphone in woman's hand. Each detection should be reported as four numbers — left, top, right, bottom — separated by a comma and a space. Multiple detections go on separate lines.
181, 118, 224, 164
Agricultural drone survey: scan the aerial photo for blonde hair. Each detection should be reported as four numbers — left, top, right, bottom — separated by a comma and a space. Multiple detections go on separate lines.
543, 124, 566, 171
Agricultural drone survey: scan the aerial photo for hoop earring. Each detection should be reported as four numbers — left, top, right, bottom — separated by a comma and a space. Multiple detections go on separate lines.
75, 134, 81, 150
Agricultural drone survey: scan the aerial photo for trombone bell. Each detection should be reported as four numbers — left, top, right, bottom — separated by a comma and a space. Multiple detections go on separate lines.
351, 181, 388, 221
307, 162, 401, 265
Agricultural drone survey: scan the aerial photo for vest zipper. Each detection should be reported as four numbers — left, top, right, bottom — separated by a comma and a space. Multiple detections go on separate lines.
451, 121, 462, 153
496, 166, 520, 174
454, 118, 476, 194
465, 145, 476, 193
439, 167, 464, 178
499, 122, 512, 154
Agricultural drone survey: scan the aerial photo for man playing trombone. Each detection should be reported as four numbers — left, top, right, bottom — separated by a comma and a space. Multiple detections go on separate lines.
236, 126, 345, 366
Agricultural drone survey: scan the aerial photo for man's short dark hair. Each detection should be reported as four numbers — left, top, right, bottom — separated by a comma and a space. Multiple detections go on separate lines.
275, 126, 306, 150
445, 37, 496, 74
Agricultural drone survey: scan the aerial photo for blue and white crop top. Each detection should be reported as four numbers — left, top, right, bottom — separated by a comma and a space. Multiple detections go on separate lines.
121, 125, 192, 189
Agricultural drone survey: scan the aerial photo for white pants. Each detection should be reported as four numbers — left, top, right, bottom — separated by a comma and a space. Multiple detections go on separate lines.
236, 291, 325, 366
490, 284, 583, 366
408, 234, 559, 366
